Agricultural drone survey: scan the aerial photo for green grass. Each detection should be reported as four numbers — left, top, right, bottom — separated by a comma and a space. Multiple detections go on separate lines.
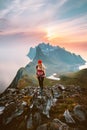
16, 68, 87, 90
58, 69, 87, 88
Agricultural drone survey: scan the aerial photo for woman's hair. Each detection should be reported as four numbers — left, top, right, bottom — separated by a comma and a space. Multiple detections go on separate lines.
42, 63, 46, 69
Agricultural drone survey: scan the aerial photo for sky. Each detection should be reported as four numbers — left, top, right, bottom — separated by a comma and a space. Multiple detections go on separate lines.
0, 0, 87, 92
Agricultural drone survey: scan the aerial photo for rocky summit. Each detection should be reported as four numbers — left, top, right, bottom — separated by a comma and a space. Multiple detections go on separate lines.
0, 83, 87, 130
27, 43, 86, 76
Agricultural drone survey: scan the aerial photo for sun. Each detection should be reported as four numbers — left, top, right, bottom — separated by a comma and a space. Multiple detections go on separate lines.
46, 28, 55, 40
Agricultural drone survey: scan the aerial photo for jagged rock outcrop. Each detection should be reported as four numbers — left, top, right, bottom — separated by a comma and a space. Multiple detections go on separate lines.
0, 83, 87, 130
27, 43, 86, 76
73, 104, 87, 122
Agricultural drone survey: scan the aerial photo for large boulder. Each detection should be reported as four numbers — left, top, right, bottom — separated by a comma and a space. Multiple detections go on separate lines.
73, 104, 87, 122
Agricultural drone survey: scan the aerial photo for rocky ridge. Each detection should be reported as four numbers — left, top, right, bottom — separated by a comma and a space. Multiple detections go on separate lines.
0, 83, 87, 130
27, 43, 86, 76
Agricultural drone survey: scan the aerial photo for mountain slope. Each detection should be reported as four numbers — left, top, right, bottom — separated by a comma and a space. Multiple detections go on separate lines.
8, 67, 35, 89
7, 65, 87, 91
59, 69, 87, 88
27, 43, 85, 65
27, 43, 86, 76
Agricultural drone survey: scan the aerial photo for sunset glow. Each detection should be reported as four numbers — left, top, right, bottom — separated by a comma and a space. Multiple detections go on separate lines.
0, 0, 87, 60
0, 0, 87, 91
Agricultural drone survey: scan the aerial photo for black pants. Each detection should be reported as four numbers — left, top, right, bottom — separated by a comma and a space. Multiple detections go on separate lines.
38, 77, 44, 90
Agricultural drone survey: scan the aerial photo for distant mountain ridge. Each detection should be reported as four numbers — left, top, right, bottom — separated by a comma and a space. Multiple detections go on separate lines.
28, 43, 85, 64
27, 43, 86, 76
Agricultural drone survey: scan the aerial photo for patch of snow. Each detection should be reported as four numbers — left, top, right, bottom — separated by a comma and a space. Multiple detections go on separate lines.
47, 74, 60, 80
53, 73, 57, 76
79, 62, 87, 70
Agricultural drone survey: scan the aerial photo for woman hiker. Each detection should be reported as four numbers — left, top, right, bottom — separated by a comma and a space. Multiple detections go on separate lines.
36, 60, 46, 96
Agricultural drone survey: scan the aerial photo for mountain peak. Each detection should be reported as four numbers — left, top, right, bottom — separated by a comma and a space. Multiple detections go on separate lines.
33, 45, 45, 61
27, 42, 86, 75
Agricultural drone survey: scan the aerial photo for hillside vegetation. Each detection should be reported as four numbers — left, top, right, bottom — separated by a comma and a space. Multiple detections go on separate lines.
9, 68, 87, 91
59, 69, 87, 88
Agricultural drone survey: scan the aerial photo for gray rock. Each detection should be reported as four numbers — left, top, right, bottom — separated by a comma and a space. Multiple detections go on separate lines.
37, 123, 47, 130
53, 118, 69, 130
0, 106, 5, 115
37, 120, 68, 130
63, 109, 75, 123
14, 108, 24, 117
73, 104, 87, 121
26, 113, 33, 129
0, 84, 86, 130
33, 112, 41, 126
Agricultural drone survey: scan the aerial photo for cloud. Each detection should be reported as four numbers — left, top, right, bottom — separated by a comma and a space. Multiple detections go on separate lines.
0, 0, 87, 54
0, 28, 47, 46
0, 42, 30, 92
0, 0, 45, 18
1, 0, 86, 39
0, 18, 14, 31
0, 0, 69, 29
0, 0, 86, 30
